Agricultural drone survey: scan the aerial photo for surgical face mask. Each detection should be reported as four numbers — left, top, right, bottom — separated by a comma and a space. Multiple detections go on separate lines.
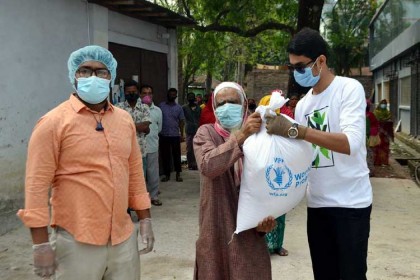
380, 104, 387, 109
215, 103, 243, 129
125, 94, 139, 103
142, 95, 152, 105
293, 62, 321, 87
76, 76, 110, 104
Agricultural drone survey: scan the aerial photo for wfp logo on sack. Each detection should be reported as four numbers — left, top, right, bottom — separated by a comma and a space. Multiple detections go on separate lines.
265, 157, 310, 197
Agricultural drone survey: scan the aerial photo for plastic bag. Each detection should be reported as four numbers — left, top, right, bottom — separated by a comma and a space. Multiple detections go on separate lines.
368, 134, 381, 147
235, 91, 312, 234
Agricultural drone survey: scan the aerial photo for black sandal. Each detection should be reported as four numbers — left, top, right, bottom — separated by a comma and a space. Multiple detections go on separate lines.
151, 199, 162, 206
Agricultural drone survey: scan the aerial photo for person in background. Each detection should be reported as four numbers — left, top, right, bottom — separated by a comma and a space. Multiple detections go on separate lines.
193, 82, 276, 280
17, 45, 154, 279
247, 98, 257, 114
373, 99, 393, 165
374, 99, 391, 121
258, 93, 290, 257
199, 93, 216, 126
140, 84, 163, 206
159, 88, 185, 182
196, 93, 203, 107
183, 92, 201, 170
366, 99, 379, 176
265, 28, 372, 280
115, 80, 151, 176
286, 93, 299, 118
200, 93, 210, 109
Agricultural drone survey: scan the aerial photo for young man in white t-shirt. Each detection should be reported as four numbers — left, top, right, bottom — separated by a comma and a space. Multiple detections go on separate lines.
266, 28, 372, 280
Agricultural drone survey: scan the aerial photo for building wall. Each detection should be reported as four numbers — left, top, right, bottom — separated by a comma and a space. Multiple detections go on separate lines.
372, 45, 420, 136
0, 0, 90, 234
0, 0, 177, 234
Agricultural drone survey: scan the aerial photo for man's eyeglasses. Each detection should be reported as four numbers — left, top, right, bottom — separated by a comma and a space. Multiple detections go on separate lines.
76, 67, 110, 79
287, 60, 315, 74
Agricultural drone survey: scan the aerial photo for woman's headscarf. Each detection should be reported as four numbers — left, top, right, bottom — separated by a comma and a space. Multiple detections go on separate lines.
212, 82, 248, 139
211, 82, 247, 187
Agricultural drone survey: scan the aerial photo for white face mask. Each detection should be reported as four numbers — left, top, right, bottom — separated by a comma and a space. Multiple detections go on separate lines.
76, 76, 110, 104
380, 104, 387, 109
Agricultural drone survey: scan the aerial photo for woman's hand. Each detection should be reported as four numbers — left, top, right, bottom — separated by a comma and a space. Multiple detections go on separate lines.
256, 216, 277, 233
235, 112, 262, 146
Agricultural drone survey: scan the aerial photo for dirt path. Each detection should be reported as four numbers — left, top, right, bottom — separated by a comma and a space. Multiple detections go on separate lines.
1, 173, 419, 279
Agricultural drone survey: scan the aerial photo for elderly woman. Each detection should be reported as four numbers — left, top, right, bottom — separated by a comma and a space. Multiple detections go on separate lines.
193, 82, 276, 280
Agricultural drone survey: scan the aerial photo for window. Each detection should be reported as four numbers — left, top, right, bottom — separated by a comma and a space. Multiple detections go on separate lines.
400, 76, 411, 106
383, 81, 390, 103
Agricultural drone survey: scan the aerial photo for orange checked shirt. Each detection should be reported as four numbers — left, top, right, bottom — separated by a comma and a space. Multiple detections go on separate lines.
17, 94, 151, 246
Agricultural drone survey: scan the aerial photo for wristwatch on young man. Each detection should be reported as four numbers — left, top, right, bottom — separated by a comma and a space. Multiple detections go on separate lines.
287, 123, 299, 139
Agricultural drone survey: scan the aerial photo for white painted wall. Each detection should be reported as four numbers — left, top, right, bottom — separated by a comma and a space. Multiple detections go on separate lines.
0, 0, 178, 233
0, 0, 90, 226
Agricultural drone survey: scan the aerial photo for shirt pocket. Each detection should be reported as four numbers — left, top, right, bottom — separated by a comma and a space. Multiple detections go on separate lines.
108, 129, 133, 160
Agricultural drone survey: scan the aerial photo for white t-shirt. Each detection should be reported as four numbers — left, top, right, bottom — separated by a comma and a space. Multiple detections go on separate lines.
295, 76, 372, 208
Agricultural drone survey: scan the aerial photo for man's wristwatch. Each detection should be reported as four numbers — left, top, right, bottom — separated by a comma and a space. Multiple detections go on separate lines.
287, 123, 299, 139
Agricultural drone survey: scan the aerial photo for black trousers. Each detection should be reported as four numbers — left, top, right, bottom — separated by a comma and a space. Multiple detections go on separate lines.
159, 135, 182, 177
307, 205, 372, 280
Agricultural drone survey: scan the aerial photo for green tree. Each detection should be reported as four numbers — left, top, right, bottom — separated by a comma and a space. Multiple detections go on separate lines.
156, 0, 326, 95
325, 0, 378, 76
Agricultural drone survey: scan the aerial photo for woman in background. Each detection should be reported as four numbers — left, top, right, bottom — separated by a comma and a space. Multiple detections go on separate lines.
366, 99, 379, 176
373, 99, 393, 165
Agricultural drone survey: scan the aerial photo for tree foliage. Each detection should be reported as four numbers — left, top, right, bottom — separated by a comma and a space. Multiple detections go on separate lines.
155, 0, 327, 96
324, 0, 378, 76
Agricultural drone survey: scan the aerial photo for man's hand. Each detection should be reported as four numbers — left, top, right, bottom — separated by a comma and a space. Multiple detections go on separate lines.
265, 113, 307, 139
256, 216, 277, 233
135, 122, 151, 134
138, 218, 155, 255
235, 112, 262, 146
32, 242, 56, 278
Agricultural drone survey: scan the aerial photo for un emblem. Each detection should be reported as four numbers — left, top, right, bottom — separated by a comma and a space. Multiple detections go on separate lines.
265, 157, 293, 191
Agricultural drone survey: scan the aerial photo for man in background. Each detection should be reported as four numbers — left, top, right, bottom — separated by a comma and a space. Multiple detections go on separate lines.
115, 80, 151, 176
140, 84, 163, 206
182, 92, 201, 170
159, 88, 185, 182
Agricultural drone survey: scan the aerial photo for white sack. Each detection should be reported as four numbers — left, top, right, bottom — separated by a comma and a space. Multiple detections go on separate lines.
235, 91, 312, 234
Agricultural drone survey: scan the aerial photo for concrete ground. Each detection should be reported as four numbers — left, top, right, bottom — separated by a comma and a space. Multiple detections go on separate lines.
1, 171, 420, 279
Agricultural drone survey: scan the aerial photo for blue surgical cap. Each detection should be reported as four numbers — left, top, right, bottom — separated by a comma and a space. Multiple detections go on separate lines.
68, 45, 117, 87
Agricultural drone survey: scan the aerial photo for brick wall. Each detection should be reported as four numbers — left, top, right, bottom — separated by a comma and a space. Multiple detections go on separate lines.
245, 69, 373, 102
244, 69, 290, 102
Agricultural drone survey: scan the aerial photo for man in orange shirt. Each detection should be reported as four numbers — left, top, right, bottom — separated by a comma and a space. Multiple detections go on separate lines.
17, 45, 154, 279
